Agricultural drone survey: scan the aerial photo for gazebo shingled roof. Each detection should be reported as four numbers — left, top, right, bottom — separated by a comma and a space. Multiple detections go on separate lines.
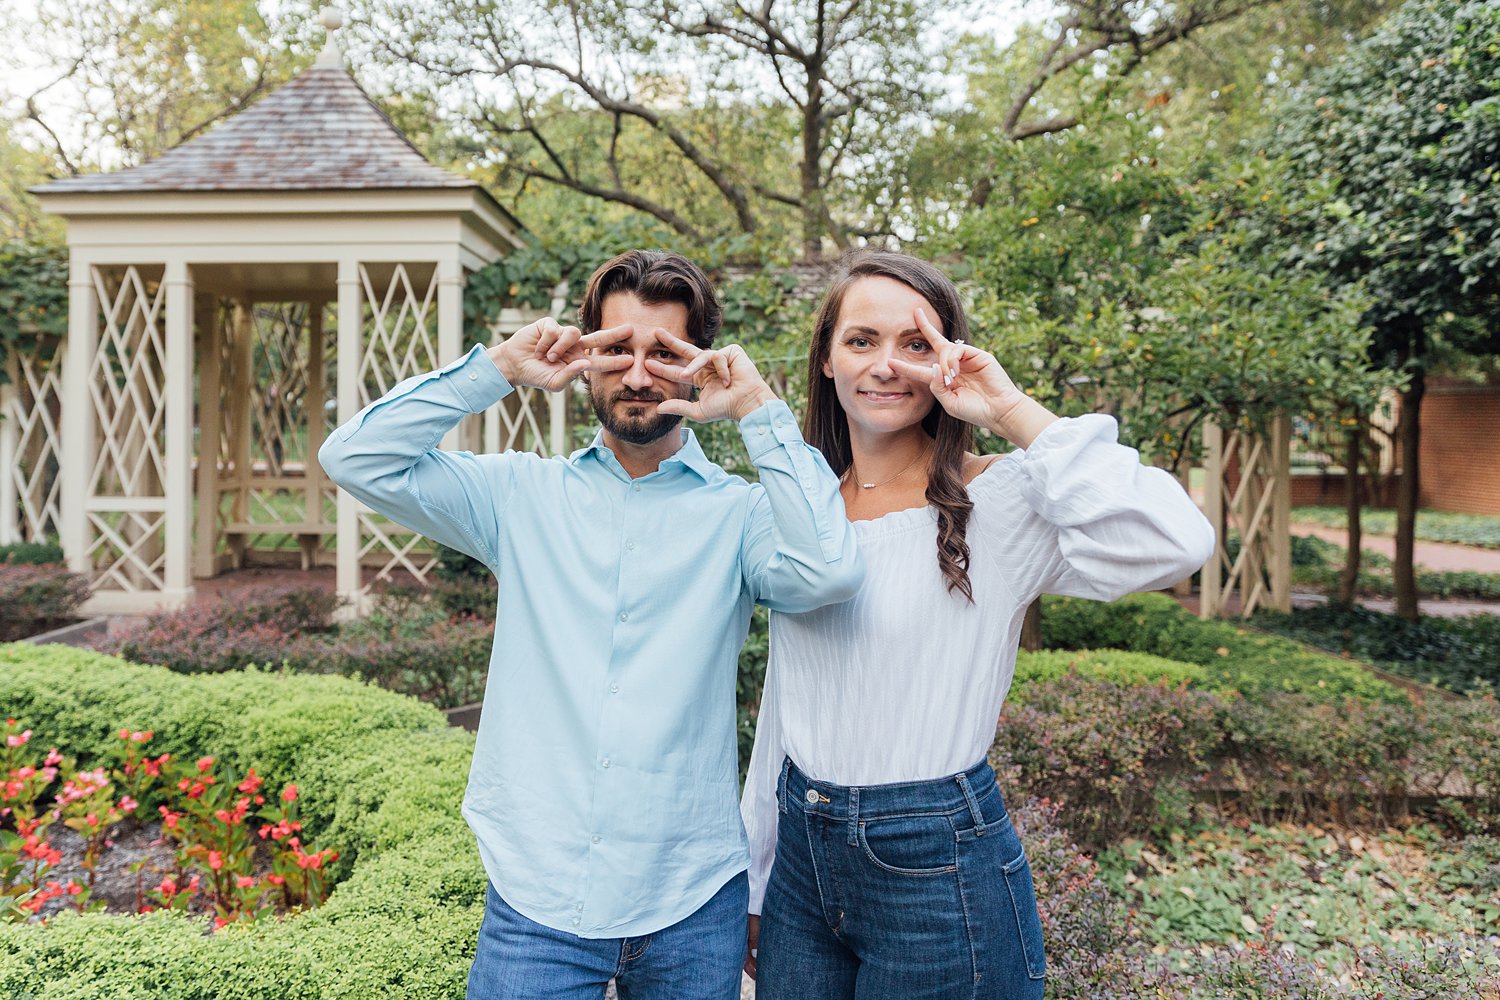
34, 66, 479, 195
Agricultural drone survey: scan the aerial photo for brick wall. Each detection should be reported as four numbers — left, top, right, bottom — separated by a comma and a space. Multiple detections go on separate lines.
1415, 378, 1500, 515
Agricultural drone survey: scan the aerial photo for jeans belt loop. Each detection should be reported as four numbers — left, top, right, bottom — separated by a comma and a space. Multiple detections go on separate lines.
846, 786, 860, 846
955, 771, 986, 834
777, 756, 793, 814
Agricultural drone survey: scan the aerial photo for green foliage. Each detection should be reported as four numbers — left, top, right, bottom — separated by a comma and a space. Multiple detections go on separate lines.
0, 564, 89, 641
1253, 605, 1500, 695
1013, 648, 1207, 688
0, 242, 67, 382
1039, 593, 1402, 701
1292, 506, 1500, 549
1269, 0, 1500, 344
1101, 823, 1500, 957
1287, 534, 1500, 601
0, 644, 485, 997
0, 541, 64, 566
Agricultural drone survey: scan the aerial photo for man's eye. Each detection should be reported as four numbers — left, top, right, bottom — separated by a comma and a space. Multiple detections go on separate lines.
606, 345, 628, 355
653, 349, 676, 360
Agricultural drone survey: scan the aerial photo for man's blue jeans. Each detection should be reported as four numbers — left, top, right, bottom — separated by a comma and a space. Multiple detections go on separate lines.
466, 871, 747, 999
757, 758, 1047, 1000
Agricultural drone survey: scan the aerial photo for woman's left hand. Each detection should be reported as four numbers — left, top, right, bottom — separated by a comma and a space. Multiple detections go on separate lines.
890, 308, 1057, 447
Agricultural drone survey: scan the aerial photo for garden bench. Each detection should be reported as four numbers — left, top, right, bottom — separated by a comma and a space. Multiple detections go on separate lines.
222, 521, 335, 571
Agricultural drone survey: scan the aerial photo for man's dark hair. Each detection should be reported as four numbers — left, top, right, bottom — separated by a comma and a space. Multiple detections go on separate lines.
577, 250, 721, 349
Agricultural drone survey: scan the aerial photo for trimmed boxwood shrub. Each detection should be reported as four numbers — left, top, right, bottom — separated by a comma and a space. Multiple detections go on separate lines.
1041, 593, 1401, 702
0, 643, 486, 998
1014, 648, 1207, 688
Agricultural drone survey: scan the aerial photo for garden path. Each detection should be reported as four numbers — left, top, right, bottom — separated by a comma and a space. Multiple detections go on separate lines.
1290, 522, 1500, 574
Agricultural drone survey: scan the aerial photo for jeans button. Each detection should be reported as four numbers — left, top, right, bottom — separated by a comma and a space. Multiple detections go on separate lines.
804, 788, 819, 805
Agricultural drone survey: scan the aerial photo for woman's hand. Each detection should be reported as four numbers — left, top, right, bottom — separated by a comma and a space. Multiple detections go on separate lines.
889, 308, 1058, 449
645, 335, 777, 422
744, 913, 759, 980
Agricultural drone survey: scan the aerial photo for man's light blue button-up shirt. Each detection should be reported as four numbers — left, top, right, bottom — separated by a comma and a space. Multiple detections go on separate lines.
318, 344, 863, 937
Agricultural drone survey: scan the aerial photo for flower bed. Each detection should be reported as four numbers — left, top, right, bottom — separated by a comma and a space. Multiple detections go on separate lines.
0, 643, 485, 998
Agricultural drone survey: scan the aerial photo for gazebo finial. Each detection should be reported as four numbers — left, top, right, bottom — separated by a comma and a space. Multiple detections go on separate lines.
315, 6, 345, 68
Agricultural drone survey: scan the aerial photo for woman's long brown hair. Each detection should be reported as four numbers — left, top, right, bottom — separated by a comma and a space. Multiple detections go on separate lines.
805, 250, 976, 601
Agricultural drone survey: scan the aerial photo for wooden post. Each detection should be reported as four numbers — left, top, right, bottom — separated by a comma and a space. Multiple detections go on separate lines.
1270, 413, 1292, 612
195, 295, 223, 578
0, 357, 18, 546
335, 259, 364, 608
306, 300, 328, 562
162, 260, 195, 605
61, 259, 97, 578
437, 256, 464, 450
1200, 421, 1225, 618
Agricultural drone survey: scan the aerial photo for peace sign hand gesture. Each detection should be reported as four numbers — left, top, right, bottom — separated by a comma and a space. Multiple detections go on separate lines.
643, 332, 777, 423
487, 317, 636, 392
887, 308, 1058, 449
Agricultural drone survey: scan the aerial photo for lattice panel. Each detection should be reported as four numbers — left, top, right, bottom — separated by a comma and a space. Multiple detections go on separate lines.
85, 266, 168, 592
1200, 416, 1291, 618
483, 301, 569, 457
359, 264, 438, 405
5, 342, 64, 541
86, 510, 167, 593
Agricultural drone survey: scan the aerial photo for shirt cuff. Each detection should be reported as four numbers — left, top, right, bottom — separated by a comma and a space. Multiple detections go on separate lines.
739, 399, 801, 462
452, 343, 515, 412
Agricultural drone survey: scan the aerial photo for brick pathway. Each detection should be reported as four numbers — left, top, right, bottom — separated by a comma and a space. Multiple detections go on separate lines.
1292, 522, 1500, 574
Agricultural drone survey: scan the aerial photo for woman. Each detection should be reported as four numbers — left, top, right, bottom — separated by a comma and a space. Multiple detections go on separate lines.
740, 250, 1214, 999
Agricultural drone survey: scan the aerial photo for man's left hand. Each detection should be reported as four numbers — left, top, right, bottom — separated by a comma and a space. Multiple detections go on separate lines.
646, 333, 776, 423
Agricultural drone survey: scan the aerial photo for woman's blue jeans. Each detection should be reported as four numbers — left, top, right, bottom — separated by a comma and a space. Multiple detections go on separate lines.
757, 757, 1047, 1000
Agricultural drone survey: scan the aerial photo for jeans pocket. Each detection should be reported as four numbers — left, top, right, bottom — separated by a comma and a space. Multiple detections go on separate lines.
999, 849, 1047, 980
857, 813, 957, 875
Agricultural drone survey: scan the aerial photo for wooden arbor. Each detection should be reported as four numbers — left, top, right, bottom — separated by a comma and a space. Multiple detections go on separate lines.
1199, 416, 1293, 618
26, 29, 536, 613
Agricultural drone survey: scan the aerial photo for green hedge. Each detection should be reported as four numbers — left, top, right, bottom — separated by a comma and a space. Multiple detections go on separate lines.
0, 644, 485, 999
1013, 648, 1206, 689
1040, 593, 1401, 702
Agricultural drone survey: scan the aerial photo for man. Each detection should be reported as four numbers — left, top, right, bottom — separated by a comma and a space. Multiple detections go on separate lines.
318, 250, 862, 998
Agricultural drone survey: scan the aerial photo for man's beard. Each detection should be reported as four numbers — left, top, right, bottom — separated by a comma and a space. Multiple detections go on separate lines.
590, 383, 683, 445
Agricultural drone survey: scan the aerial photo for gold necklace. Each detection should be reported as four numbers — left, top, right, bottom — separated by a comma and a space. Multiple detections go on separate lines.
848, 447, 929, 489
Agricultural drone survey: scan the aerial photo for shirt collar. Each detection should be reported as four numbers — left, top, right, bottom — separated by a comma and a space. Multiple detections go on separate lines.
572, 427, 717, 483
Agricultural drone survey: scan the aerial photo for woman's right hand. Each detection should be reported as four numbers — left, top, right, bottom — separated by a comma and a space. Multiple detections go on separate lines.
744, 913, 759, 980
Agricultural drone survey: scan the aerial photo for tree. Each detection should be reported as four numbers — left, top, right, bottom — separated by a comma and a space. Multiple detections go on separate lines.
1268, 0, 1500, 620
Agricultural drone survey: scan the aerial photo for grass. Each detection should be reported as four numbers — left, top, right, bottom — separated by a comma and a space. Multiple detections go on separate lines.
1292, 506, 1500, 550
1288, 534, 1500, 601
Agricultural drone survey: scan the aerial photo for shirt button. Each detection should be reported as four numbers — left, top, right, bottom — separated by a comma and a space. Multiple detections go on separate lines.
468, 372, 478, 380
571, 917, 581, 926
610, 684, 620, 694
618, 611, 628, 623
592, 835, 602, 844
632, 484, 641, 493
625, 540, 635, 551
601, 758, 611, 768
805, 788, 819, 805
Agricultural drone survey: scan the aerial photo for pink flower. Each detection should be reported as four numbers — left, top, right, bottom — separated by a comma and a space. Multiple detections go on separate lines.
208, 850, 223, 871
236, 875, 254, 889
237, 769, 263, 794
118, 796, 138, 812
6, 730, 31, 748
43, 749, 61, 767
281, 784, 298, 802
196, 756, 214, 773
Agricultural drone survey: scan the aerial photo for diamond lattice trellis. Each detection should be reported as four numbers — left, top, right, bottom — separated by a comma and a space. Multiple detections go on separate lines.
1200, 416, 1292, 618
84, 265, 169, 594
1, 339, 64, 542
354, 264, 441, 584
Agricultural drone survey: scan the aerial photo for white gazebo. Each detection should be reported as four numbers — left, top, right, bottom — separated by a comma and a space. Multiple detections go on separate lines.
22, 14, 559, 614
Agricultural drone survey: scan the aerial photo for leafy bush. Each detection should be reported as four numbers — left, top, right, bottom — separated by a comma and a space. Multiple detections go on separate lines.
0, 541, 64, 566
110, 587, 489, 709
1014, 649, 1206, 688
0, 644, 485, 997
1286, 534, 1500, 600
1040, 593, 1400, 702
1253, 604, 1498, 695
994, 673, 1224, 849
0, 564, 90, 641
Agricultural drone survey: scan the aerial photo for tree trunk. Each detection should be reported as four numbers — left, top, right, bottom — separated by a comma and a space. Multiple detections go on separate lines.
1020, 597, 1043, 652
801, 66, 825, 261
1337, 421, 1362, 607
1394, 351, 1425, 622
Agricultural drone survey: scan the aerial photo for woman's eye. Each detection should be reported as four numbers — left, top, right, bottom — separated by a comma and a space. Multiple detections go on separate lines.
906, 340, 931, 354
848, 336, 870, 348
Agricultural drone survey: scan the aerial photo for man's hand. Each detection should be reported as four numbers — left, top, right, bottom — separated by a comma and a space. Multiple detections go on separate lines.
644, 333, 776, 422
744, 913, 759, 980
487, 317, 633, 391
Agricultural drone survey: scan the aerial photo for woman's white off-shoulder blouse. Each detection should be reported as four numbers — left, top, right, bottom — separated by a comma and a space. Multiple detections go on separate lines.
740, 414, 1216, 913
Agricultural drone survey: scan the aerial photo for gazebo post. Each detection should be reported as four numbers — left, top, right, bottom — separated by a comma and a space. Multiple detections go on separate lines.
228, 302, 254, 569
60, 257, 98, 578
162, 259, 195, 605
195, 295, 223, 578
437, 256, 464, 450
336, 258, 363, 607
0, 359, 18, 545
306, 300, 328, 565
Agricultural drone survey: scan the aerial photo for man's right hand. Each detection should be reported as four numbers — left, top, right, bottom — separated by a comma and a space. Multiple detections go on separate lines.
487, 318, 633, 391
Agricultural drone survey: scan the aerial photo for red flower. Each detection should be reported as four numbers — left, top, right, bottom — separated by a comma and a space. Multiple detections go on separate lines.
281, 784, 298, 802
196, 756, 214, 773
237, 769, 263, 794
208, 850, 223, 871
236, 875, 254, 889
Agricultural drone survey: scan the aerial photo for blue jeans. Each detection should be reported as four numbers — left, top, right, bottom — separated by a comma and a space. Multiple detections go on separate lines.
757, 758, 1047, 1000
466, 871, 747, 999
